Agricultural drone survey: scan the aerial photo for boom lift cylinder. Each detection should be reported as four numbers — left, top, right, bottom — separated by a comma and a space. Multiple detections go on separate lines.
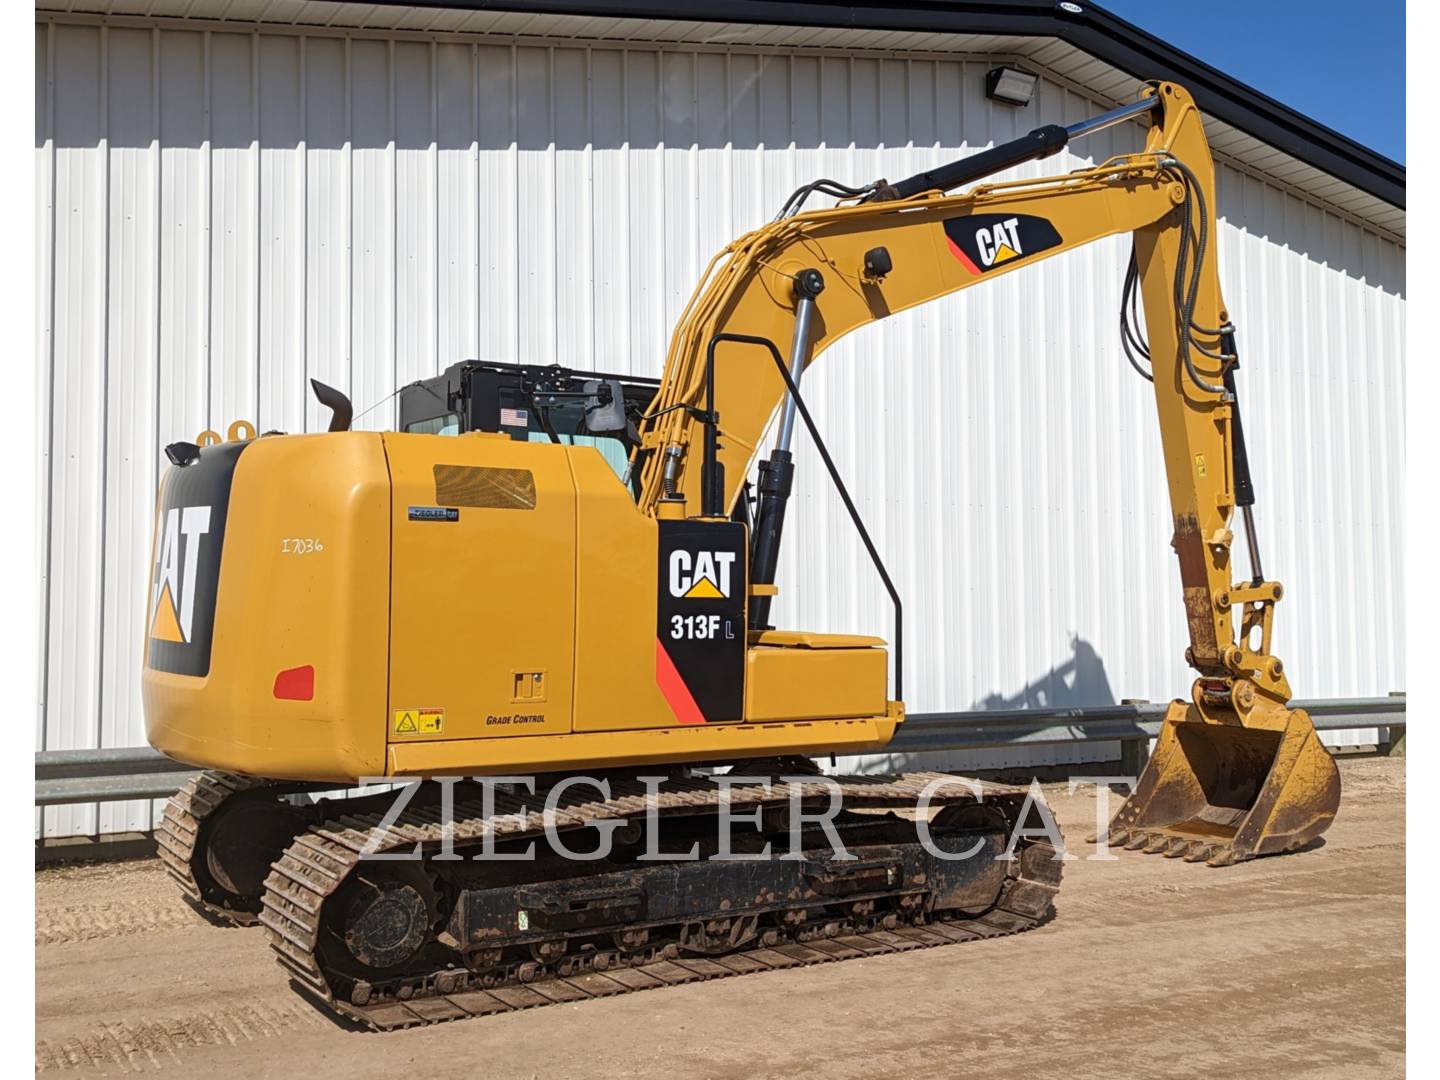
747, 451, 793, 631
749, 269, 823, 630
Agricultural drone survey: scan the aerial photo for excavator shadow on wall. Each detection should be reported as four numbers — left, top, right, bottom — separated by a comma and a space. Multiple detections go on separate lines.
858, 635, 1120, 778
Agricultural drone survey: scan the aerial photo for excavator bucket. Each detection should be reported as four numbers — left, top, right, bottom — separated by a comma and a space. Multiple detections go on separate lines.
1107, 699, 1340, 866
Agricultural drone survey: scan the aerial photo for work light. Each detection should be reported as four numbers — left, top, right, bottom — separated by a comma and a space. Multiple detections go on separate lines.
985, 66, 1038, 107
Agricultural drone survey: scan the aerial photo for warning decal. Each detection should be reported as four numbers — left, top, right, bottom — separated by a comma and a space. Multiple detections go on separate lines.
393, 707, 445, 735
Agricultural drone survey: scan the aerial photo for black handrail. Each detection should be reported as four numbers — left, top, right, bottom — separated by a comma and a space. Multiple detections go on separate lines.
702, 332, 904, 701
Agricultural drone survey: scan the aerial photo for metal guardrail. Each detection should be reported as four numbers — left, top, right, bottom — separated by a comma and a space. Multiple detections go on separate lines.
887, 695, 1407, 754
35, 747, 196, 806
35, 695, 1404, 808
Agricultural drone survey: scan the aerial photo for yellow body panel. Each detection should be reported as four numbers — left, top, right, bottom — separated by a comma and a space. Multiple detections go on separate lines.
144, 433, 391, 780
385, 432, 577, 743
751, 630, 886, 649
745, 645, 887, 722
567, 448, 679, 732
146, 431, 897, 783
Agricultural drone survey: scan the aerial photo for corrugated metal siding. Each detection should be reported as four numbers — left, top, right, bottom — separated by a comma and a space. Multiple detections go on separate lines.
35, 18, 1406, 835
36, 5, 1407, 241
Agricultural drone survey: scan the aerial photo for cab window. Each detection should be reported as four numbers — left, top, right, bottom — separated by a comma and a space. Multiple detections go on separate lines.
405, 413, 460, 436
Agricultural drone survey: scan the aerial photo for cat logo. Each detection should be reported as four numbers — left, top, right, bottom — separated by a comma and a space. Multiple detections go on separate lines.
149, 506, 212, 644
669, 549, 736, 599
943, 212, 1063, 275
976, 216, 1024, 266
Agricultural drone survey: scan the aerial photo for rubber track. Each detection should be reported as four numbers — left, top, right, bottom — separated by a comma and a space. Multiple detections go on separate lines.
259, 772, 1062, 1030
156, 770, 269, 926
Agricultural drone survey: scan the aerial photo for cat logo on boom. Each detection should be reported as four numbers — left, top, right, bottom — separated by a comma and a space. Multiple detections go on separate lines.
669, 549, 736, 599
149, 506, 212, 645
976, 217, 1024, 266
943, 212, 1063, 274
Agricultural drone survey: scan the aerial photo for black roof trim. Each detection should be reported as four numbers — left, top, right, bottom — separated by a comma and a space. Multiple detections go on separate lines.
380, 0, 1404, 210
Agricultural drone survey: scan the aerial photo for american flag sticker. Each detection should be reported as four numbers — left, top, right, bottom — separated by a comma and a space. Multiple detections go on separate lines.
500, 407, 529, 427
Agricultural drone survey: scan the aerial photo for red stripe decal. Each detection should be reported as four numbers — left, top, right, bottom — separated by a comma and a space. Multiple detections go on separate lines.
946, 235, 981, 276
655, 638, 707, 725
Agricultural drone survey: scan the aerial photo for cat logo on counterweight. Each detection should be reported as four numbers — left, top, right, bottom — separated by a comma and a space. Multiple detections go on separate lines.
150, 506, 212, 644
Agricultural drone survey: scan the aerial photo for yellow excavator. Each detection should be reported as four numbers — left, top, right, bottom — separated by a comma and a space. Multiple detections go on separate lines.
144, 82, 1339, 1028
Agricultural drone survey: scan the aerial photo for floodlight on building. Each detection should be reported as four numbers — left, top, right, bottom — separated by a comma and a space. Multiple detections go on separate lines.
985, 66, 1038, 107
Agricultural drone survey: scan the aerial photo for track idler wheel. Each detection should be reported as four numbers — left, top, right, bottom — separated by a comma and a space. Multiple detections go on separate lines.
339, 866, 440, 972
196, 789, 313, 920
206, 801, 297, 895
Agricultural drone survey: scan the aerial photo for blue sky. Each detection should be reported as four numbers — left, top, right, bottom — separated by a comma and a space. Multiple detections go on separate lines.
1099, 1, 1405, 163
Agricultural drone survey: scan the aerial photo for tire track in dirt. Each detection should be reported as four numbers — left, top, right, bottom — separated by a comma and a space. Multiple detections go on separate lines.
36, 901, 207, 947
1057, 839, 1406, 919
36, 1001, 332, 1074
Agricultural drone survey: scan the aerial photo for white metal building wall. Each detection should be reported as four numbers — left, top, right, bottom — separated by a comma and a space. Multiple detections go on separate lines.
35, 18, 1406, 836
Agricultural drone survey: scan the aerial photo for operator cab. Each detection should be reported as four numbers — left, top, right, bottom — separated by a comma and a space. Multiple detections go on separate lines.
397, 361, 659, 496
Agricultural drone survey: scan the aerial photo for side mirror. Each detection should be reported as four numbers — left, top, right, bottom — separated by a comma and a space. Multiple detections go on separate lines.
310, 379, 353, 432
582, 379, 627, 437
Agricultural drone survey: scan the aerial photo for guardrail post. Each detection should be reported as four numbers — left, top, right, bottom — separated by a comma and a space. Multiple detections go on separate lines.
1119, 699, 1150, 777
1382, 693, 1406, 757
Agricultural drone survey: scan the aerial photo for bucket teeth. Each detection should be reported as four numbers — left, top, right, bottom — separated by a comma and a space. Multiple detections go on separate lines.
1162, 838, 1190, 858
1181, 842, 1213, 863
1206, 848, 1240, 868
1105, 828, 1130, 848
1123, 832, 1151, 851
1142, 834, 1172, 854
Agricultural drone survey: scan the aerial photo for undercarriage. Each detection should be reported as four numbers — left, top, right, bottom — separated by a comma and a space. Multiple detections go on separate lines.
160, 766, 1062, 1029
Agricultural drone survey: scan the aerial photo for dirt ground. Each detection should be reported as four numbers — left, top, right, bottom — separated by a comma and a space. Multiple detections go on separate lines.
35, 757, 1405, 1079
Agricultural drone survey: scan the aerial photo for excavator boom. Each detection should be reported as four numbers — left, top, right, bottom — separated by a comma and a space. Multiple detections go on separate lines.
631, 81, 1338, 863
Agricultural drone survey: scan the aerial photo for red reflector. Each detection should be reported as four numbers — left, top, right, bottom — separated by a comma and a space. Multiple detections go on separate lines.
273, 665, 314, 701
